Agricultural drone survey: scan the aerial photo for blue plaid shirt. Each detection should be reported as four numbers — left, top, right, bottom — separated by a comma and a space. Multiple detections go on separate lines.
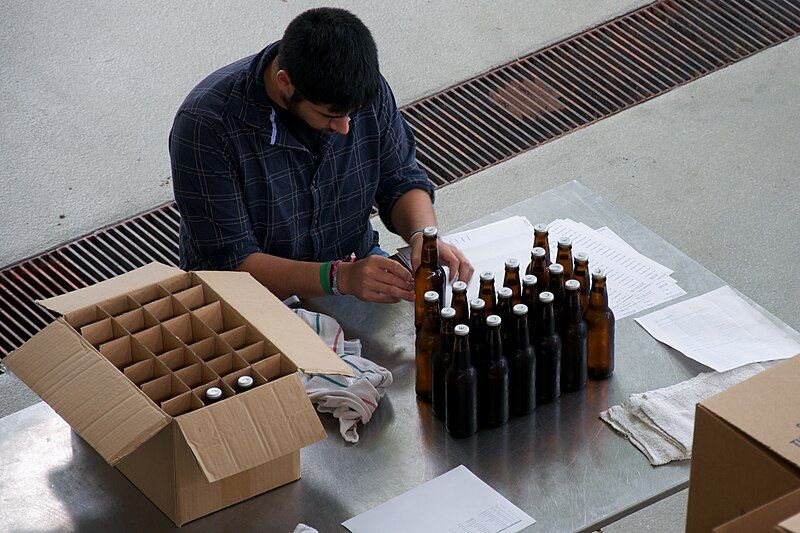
170, 42, 434, 271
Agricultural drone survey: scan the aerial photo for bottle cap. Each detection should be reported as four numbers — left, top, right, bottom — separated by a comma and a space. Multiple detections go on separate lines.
513, 304, 528, 315
206, 387, 222, 401
480, 270, 494, 281
497, 287, 513, 298
531, 247, 546, 257
454, 324, 470, 336
558, 236, 572, 246
522, 274, 537, 286
237, 376, 254, 389
539, 291, 554, 303
424, 291, 439, 302
505, 258, 519, 269
470, 298, 485, 310
592, 268, 607, 279
423, 226, 438, 237
565, 279, 581, 291
548, 263, 564, 274
574, 251, 589, 262
453, 280, 467, 292
440, 307, 456, 318
534, 223, 548, 233
486, 315, 501, 327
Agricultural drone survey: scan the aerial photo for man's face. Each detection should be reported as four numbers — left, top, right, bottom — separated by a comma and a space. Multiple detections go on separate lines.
282, 93, 351, 136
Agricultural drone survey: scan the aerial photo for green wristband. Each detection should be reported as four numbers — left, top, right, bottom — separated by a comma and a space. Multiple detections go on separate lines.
320, 262, 333, 295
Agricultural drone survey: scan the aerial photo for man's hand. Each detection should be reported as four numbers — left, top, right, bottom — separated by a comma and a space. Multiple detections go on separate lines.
410, 233, 474, 283
338, 256, 415, 303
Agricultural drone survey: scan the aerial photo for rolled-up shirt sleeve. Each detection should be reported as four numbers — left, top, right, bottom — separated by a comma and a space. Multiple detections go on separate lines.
374, 77, 435, 235
169, 111, 260, 270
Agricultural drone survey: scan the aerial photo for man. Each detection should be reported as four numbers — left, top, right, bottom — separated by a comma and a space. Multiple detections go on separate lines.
170, 7, 472, 303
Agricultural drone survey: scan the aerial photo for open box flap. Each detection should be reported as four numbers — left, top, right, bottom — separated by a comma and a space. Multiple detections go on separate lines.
5, 320, 170, 464
38, 262, 186, 315
195, 270, 354, 377
701, 355, 800, 470
175, 373, 325, 483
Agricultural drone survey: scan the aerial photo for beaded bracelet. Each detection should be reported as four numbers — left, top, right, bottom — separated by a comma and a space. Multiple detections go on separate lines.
331, 253, 356, 296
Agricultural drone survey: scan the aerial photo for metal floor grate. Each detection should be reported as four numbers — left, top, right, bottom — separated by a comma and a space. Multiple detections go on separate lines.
2, 0, 799, 357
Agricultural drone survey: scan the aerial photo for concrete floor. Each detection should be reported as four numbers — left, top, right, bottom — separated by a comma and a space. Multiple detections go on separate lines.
3, 1, 800, 532
0, 0, 645, 268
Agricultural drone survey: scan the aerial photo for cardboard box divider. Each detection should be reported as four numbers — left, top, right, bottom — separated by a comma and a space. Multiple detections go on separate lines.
143, 294, 190, 323
219, 325, 247, 349
6, 262, 354, 525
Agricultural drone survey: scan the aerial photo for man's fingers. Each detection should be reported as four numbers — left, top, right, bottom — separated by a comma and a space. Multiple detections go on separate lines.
365, 291, 402, 304
373, 256, 414, 284
366, 278, 414, 302
370, 266, 414, 292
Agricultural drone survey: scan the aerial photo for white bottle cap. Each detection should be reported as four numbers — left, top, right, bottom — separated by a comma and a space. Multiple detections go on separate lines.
531, 247, 546, 257
423, 226, 438, 237
558, 236, 572, 246
206, 387, 222, 401
565, 279, 581, 290
486, 315, 501, 327
454, 324, 470, 336
539, 291, 554, 303
480, 270, 494, 281
534, 223, 548, 233
424, 291, 439, 302
470, 298, 485, 310
513, 304, 528, 315
440, 307, 456, 318
237, 376, 254, 389
453, 280, 467, 292
505, 258, 519, 269
548, 263, 564, 274
497, 287, 513, 298
522, 274, 537, 286
574, 251, 589, 262
592, 268, 607, 279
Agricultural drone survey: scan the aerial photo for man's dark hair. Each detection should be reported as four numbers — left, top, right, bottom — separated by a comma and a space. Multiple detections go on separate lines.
278, 8, 380, 114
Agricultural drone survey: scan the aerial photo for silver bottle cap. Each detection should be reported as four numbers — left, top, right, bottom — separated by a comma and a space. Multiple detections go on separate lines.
534, 223, 548, 233
423, 226, 438, 237
531, 247, 546, 257
206, 387, 222, 401
453, 280, 467, 292
558, 236, 572, 247
470, 298, 485, 310
513, 304, 528, 315
574, 251, 589, 262
548, 263, 564, 274
522, 274, 537, 286
486, 315, 501, 327
454, 324, 470, 336
565, 279, 581, 291
440, 307, 456, 318
539, 291, 554, 303
592, 268, 607, 280
505, 258, 519, 269
424, 291, 439, 302
497, 287, 513, 298
480, 270, 494, 281
237, 376, 254, 389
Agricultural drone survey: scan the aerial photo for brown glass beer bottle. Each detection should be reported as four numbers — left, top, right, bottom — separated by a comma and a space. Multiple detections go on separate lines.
521, 274, 539, 341
547, 263, 566, 328
469, 298, 488, 373
573, 251, 591, 314
496, 287, 515, 355
533, 224, 552, 265
503, 258, 522, 306
235, 375, 254, 393
509, 304, 537, 416
415, 290, 440, 403
451, 280, 469, 325
445, 324, 478, 438
480, 314, 510, 428
205, 387, 223, 405
432, 307, 456, 419
585, 269, 615, 380
555, 237, 574, 281
535, 292, 561, 404
560, 279, 588, 392
414, 227, 446, 331
478, 271, 497, 317
526, 247, 550, 290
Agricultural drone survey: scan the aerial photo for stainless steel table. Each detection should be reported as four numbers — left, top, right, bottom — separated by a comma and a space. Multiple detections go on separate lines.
3, 181, 798, 533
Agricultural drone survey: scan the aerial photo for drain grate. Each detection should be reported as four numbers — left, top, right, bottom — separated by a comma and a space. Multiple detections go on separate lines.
1, 0, 799, 357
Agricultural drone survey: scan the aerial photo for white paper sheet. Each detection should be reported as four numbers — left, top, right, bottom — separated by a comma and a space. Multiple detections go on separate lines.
342, 465, 535, 533
635, 286, 800, 372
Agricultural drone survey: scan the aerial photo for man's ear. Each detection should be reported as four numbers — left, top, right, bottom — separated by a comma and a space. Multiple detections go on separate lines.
276, 70, 294, 96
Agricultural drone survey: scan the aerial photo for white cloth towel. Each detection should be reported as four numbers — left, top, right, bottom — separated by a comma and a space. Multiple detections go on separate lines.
600, 363, 765, 465
292, 524, 318, 533
292, 309, 393, 443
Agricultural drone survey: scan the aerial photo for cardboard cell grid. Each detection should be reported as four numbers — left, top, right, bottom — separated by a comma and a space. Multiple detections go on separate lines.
99, 294, 142, 318
222, 366, 268, 393
162, 313, 216, 346
63, 304, 109, 330
143, 295, 190, 323
80, 314, 128, 348
142, 373, 191, 404
133, 324, 184, 357
251, 354, 283, 381
206, 352, 249, 378
114, 307, 159, 335
128, 283, 171, 306
187, 336, 233, 363
157, 272, 194, 294
160, 391, 204, 417
175, 362, 218, 390
158, 346, 203, 372
99, 334, 153, 370
192, 377, 235, 405
236, 340, 280, 365
169, 285, 208, 311
192, 300, 245, 335
125, 356, 171, 387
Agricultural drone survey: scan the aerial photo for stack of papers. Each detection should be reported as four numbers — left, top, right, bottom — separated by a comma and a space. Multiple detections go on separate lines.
546, 219, 685, 319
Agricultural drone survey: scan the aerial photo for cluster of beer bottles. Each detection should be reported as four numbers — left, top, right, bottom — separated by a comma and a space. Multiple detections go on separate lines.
414, 225, 615, 438
203, 375, 254, 405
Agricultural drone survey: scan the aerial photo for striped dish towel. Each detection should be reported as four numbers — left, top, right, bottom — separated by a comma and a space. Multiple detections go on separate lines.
292, 309, 393, 443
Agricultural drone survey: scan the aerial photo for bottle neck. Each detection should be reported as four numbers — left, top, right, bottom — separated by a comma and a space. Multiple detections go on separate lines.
441, 316, 454, 337
421, 235, 439, 266
542, 302, 556, 335
453, 336, 471, 369
423, 303, 441, 332
565, 290, 582, 321
487, 325, 503, 361
470, 310, 485, 335
589, 279, 609, 308
515, 314, 530, 349
522, 284, 536, 304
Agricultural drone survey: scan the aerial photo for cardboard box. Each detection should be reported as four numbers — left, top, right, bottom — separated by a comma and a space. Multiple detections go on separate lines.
713, 488, 800, 532
686, 355, 800, 533
6, 262, 353, 526
777, 511, 800, 533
